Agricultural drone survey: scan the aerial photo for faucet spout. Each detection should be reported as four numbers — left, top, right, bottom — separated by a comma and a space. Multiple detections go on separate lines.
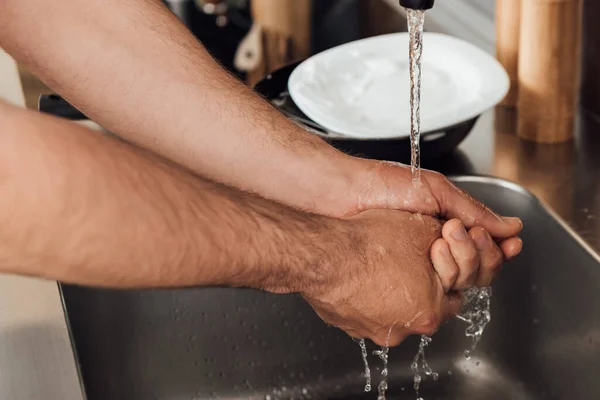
399, 0, 435, 10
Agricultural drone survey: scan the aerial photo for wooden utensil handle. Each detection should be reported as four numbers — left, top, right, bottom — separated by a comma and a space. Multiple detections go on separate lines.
517, 0, 582, 143
496, 0, 521, 107
247, 0, 312, 86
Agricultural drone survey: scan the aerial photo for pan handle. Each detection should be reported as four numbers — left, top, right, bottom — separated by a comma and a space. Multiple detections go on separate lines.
38, 94, 87, 120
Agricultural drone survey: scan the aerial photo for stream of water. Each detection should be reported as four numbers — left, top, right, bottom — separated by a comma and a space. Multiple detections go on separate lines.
372, 328, 393, 400
356, 7, 492, 400
357, 339, 372, 392
407, 9, 425, 182
411, 335, 438, 400
405, 7, 492, 400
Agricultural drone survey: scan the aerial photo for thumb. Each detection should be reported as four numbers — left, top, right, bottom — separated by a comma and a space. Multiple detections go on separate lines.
428, 176, 523, 239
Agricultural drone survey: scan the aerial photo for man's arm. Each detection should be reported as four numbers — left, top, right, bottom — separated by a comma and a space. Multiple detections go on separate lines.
0, 0, 355, 216
0, 101, 465, 346
0, 101, 341, 291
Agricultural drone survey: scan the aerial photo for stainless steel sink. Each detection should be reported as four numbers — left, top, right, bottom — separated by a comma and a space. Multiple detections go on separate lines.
60, 176, 600, 400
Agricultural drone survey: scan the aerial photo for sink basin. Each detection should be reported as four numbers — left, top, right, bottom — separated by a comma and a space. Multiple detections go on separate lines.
60, 176, 600, 400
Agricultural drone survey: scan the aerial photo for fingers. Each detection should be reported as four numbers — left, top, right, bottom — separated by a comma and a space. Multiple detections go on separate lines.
429, 175, 523, 239
442, 291, 463, 322
434, 222, 523, 292
469, 227, 504, 287
430, 238, 459, 293
442, 219, 480, 290
500, 237, 523, 260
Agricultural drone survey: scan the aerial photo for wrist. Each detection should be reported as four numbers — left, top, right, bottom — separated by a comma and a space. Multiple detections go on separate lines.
288, 131, 364, 217
257, 211, 353, 297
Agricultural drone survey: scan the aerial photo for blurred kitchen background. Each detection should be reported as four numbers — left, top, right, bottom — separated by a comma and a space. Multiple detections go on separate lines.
19, 0, 497, 108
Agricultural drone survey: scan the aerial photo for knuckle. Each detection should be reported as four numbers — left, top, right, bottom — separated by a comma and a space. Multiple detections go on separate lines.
448, 264, 460, 283
372, 335, 386, 347
417, 311, 442, 336
490, 250, 505, 271
443, 219, 462, 237
424, 216, 443, 234
471, 227, 486, 240
430, 171, 448, 185
388, 332, 407, 347
427, 170, 452, 192
460, 250, 479, 270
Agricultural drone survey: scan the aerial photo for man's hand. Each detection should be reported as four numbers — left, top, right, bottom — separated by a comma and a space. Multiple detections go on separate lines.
304, 210, 463, 347
316, 158, 523, 293
346, 160, 523, 240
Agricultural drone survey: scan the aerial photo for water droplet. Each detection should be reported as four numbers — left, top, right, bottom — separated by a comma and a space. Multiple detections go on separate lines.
412, 335, 435, 395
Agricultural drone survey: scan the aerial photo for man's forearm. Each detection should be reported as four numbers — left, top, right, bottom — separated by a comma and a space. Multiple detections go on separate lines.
0, 102, 346, 291
0, 0, 356, 215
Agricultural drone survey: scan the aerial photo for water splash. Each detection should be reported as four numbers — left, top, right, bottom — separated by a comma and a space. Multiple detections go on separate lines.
373, 327, 393, 400
457, 287, 492, 359
407, 9, 426, 181
411, 335, 439, 398
356, 339, 372, 392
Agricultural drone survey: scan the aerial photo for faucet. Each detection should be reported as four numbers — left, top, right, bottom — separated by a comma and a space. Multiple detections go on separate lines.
399, 0, 435, 10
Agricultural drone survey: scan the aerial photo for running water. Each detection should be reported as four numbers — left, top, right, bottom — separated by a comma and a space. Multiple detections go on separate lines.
406, 9, 426, 182
357, 339, 372, 392
410, 335, 439, 400
354, 7, 491, 400
457, 287, 492, 359
406, 9, 438, 399
372, 328, 393, 400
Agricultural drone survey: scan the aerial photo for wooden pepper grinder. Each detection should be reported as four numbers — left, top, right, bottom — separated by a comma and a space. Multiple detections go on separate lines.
517, 0, 583, 143
496, 0, 521, 107
237, 0, 312, 87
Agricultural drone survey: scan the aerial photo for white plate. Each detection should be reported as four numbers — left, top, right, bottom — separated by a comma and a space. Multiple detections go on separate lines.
288, 32, 509, 139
